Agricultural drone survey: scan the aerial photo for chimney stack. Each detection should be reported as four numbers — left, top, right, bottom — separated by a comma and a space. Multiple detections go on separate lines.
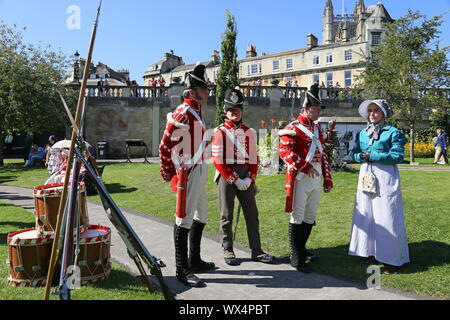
246, 45, 257, 58
307, 34, 318, 48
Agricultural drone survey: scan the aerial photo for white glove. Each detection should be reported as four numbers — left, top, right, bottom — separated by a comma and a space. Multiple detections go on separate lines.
234, 178, 248, 191
243, 177, 252, 189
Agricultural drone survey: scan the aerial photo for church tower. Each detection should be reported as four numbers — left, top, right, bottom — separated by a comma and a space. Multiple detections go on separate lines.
322, 0, 334, 44
354, 0, 367, 42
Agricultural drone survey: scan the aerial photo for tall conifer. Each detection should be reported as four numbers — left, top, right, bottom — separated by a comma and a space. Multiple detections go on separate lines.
215, 11, 239, 126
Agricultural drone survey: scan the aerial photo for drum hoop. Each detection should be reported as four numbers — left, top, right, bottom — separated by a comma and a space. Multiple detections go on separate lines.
8, 276, 47, 287
33, 183, 85, 197
8, 229, 53, 246
34, 192, 61, 198
80, 225, 111, 243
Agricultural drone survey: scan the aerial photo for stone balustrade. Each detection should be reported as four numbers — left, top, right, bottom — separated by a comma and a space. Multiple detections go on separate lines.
84, 85, 168, 98
69, 83, 366, 103
67, 83, 449, 103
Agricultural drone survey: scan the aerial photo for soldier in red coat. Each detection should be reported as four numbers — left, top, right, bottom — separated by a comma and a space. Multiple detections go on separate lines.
279, 90, 333, 273
159, 64, 214, 287
212, 88, 274, 266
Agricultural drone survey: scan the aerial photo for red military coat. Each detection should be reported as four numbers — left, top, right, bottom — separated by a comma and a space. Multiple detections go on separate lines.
159, 98, 206, 182
212, 120, 258, 184
279, 114, 333, 189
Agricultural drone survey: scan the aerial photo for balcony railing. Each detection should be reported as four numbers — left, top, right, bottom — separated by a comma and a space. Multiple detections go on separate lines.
66, 83, 448, 102
83, 85, 168, 98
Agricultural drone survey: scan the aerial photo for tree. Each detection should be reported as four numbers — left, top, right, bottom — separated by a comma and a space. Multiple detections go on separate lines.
215, 10, 239, 126
0, 22, 75, 165
356, 10, 450, 163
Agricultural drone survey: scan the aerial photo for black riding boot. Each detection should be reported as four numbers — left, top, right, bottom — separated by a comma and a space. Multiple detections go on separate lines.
289, 223, 300, 268
296, 222, 312, 273
174, 224, 204, 287
189, 220, 215, 273
302, 222, 318, 262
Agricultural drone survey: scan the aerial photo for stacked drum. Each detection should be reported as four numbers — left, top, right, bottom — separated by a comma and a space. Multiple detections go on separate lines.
7, 183, 112, 287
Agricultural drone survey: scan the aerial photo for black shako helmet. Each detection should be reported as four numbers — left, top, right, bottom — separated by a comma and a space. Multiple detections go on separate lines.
223, 88, 244, 111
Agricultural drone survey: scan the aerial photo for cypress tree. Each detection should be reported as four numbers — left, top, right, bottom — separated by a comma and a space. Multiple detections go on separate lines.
215, 10, 239, 126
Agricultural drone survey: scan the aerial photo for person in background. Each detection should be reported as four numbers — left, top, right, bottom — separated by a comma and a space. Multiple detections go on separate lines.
24, 144, 45, 168
45, 149, 69, 185
349, 99, 409, 274
45, 135, 59, 174
433, 128, 448, 164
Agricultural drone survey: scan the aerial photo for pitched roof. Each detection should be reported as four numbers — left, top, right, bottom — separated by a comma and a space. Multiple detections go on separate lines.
369, 2, 393, 21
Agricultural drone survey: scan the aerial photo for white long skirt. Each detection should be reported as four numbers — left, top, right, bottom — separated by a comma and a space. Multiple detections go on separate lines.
348, 162, 410, 266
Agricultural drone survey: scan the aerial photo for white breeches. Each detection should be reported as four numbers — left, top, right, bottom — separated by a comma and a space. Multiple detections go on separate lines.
290, 163, 322, 225
175, 163, 209, 229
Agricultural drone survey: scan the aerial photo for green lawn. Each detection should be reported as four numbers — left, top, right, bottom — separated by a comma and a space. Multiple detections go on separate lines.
401, 157, 448, 167
1, 160, 449, 299
349, 157, 449, 168
0, 200, 163, 300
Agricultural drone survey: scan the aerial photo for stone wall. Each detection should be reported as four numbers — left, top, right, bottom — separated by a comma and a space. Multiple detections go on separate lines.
84, 91, 367, 158
84, 97, 155, 159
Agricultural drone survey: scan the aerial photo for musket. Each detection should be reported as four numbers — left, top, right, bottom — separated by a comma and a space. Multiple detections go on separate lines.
44, 0, 103, 300
56, 156, 81, 300
74, 147, 175, 300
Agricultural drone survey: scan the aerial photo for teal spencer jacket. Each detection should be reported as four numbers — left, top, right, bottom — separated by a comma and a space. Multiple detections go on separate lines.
352, 124, 408, 165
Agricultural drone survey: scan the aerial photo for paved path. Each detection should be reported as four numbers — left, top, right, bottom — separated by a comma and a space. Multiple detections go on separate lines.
0, 184, 433, 300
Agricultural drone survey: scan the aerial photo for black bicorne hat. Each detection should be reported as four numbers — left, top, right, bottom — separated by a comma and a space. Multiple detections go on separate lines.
223, 88, 244, 111
186, 64, 208, 89
301, 90, 326, 109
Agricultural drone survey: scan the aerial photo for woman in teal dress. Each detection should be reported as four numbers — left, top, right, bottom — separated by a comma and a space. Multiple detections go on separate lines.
348, 99, 410, 274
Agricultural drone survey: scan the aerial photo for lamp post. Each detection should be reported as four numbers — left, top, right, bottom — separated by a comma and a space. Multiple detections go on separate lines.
73, 50, 80, 82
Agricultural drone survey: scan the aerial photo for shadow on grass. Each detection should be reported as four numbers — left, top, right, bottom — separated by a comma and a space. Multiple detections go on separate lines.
1, 163, 44, 172
91, 268, 149, 292
104, 183, 138, 194
403, 241, 450, 274
310, 241, 450, 277
0, 175, 18, 183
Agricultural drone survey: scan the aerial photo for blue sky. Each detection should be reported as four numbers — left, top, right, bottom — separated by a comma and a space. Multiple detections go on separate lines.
1, 0, 449, 84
